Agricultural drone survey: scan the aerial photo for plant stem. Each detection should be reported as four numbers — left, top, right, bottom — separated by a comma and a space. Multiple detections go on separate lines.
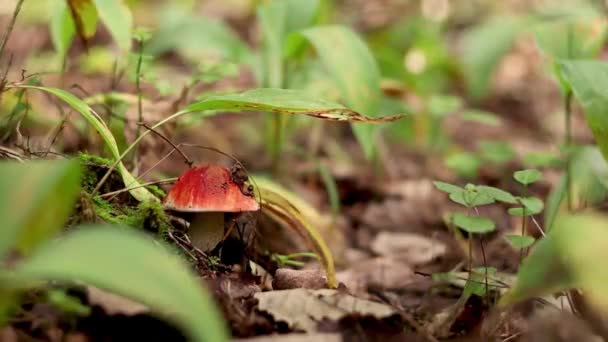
564, 90, 573, 211
133, 39, 145, 166
0, 0, 25, 63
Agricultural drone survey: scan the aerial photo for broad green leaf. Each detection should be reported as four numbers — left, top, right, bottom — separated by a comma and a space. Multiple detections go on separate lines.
0, 159, 81, 257
256, 0, 319, 160
514, 169, 543, 186
251, 177, 337, 288
100, 88, 404, 200
433, 181, 463, 195
92, 0, 133, 51
447, 184, 495, 208
534, 14, 606, 62
452, 213, 496, 234
520, 196, 544, 213
145, 11, 250, 64
508, 196, 544, 216
500, 212, 608, 313
49, 2, 75, 58
12, 225, 230, 342
559, 60, 608, 162
301, 25, 383, 159
522, 151, 560, 168
461, 16, 525, 99
68, 0, 98, 43
505, 235, 536, 249
8, 85, 155, 203
476, 185, 518, 204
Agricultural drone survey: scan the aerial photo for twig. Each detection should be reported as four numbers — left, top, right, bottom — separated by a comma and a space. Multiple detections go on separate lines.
0, 0, 25, 63
100, 177, 177, 200
136, 122, 193, 166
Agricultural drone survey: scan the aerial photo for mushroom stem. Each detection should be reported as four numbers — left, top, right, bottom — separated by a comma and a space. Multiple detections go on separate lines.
189, 212, 225, 252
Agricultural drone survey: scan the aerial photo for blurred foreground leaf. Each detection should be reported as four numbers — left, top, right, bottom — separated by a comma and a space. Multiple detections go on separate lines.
501, 212, 608, 315
0, 159, 81, 257
12, 225, 229, 342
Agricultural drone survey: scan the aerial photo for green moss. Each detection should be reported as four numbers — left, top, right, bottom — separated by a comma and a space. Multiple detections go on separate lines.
146, 184, 166, 198
91, 196, 171, 236
77, 152, 113, 167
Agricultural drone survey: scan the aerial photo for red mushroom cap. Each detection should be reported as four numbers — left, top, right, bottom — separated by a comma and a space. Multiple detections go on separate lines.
163, 164, 259, 212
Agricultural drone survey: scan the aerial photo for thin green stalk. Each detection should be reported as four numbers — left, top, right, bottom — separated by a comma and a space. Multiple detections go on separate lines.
133, 39, 145, 165
564, 90, 573, 211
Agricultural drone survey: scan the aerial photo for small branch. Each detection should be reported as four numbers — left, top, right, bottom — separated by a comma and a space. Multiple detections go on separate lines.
0, 0, 25, 62
100, 178, 177, 199
137, 122, 193, 167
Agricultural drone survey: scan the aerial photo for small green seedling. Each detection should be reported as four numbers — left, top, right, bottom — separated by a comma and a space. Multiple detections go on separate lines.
271, 252, 319, 268
507, 169, 544, 255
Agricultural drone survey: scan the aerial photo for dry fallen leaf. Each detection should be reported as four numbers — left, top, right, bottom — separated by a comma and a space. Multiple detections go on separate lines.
273, 268, 327, 290
336, 257, 414, 294
370, 232, 447, 264
254, 289, 397, 332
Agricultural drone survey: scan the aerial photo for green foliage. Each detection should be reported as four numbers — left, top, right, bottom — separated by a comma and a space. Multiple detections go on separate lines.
444, 152, 481, 179
8, 85, 155, 203
0, 158, 81, 256
144, 9, 250, 64
559, 60, 608, 163
513, 169, 543, 186
461, 110, 502, 127
49, 0, 133, 55
301, 25, 383, 159
461, 15, 526, 99
0, 159, 230, 342
501, 212, 608, 314
505, 235, 536, 249
452, 212, 495, 234
11, 226, 230, 342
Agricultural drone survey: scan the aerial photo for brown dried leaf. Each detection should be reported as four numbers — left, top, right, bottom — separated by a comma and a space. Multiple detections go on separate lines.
254, 289, 397, 332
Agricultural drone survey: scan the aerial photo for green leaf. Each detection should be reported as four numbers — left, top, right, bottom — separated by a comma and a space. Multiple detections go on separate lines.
461, 15, 525, 99
479, 140, 515, 165
427, 95, 462, 118
92, 0, 133, 51
105, 88, 403, 201
461, 110, 502, 126
559, 60, 608, 162
520, 196, 544, 213
514, 169, 543, 186
476, 185, 518, 204
452, 213, 496, 234
445, 152, 481, 179
508, 197, 544, 216
505, 235, 536, 249
0, 159, 81, 257
68, 0, 98, 43
145, 11, 250, 63
49, 3, 75, 58
433, 181, 463, 195
8, 85, 155, 203
500, 212, 608, 312
12, 225, 230, 342
301, 25, 383, 159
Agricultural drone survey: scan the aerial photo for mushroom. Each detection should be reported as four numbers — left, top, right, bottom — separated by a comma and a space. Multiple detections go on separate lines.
162, 164, 260, 252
